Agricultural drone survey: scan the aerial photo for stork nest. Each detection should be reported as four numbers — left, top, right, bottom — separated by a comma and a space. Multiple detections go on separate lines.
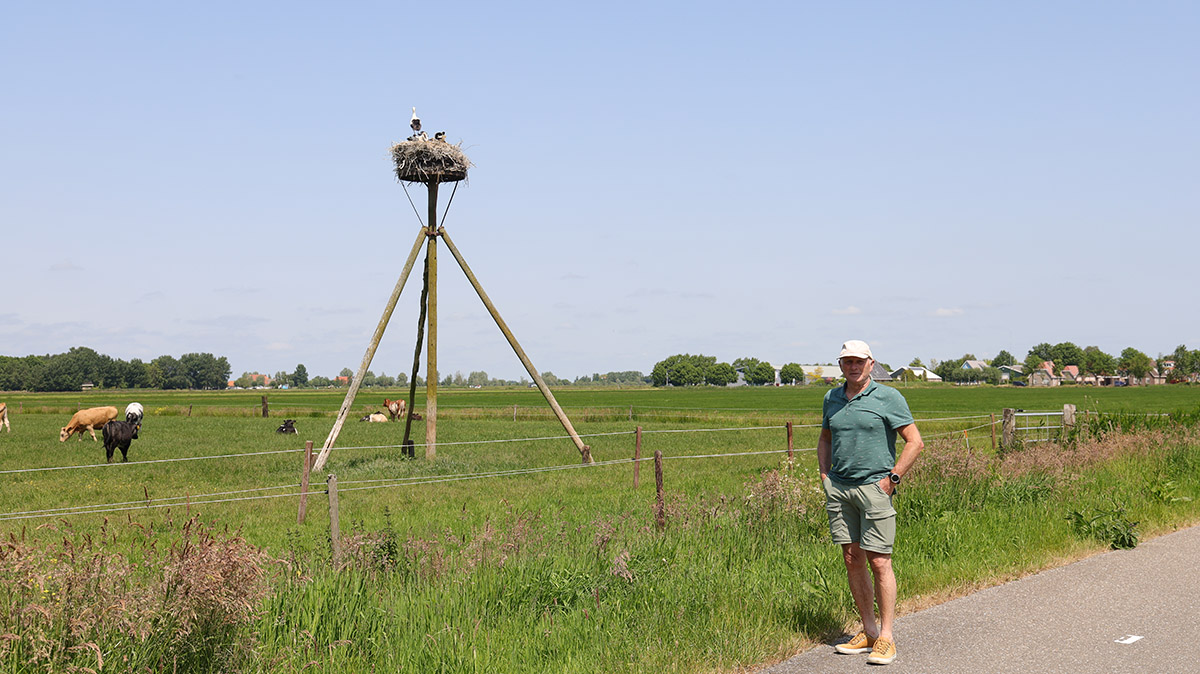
390, 139, 471, 184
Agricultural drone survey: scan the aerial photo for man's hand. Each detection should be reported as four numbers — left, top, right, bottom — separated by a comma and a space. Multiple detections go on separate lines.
879, 476, 895, 496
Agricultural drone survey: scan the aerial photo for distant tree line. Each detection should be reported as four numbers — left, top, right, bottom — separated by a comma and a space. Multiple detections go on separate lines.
649, 354, 801, 387
0, 347, 231, 391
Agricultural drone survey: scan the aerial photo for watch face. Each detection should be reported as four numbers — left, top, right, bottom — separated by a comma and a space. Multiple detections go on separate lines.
889, 473, 901, 483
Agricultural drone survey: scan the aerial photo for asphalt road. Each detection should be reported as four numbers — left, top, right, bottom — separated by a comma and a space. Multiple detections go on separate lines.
761, 524, 1200, 673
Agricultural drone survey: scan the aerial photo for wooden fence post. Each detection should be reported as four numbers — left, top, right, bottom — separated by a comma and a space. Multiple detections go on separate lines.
1062, 404, 1076, 428
654, 450, 665, 531
261, 396, 269, 418
786, 421, 794, 471
628, 405, 633, 421
327, 474, 341, 565
1002, 408, 1015, 448
990, 413, 997, 452
513, 405, 517, 422
634, 426, 642, 489
187, 405, 192, 418
298, 441, 313, 524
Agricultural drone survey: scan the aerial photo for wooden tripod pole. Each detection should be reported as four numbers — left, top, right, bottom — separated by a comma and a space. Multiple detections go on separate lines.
313, 228, 427, 472
439, 226, 592, 463
425, 182, 439, 459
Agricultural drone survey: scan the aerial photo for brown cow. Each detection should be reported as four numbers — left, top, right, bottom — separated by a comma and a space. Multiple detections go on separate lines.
60, 406, 119, 442
383, 398, 406, 421
0, 402, 9, 432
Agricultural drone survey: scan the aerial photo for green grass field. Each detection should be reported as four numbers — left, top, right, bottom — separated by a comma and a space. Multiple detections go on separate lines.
2, 384, 1199, 672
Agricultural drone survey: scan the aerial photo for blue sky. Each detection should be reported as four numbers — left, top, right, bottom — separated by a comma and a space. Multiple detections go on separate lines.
2, 2, 1197, 381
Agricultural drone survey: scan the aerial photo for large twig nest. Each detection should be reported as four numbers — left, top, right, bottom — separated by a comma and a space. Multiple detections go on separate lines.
390, 139, 471, 183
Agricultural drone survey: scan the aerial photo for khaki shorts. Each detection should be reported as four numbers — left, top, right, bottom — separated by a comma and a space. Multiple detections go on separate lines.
823, 476, 896, 554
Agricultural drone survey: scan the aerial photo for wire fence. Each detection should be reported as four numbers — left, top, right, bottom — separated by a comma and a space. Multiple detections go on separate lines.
0, 412, 1004, 523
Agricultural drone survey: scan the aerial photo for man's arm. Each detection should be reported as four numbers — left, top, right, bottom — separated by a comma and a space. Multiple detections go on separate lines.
817, 427, 832, 481
881, 422, 924, 495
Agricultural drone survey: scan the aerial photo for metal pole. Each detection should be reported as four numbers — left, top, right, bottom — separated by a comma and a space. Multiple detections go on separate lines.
402, 256, 429, 459
439, 227, 592, 462
313, 228, 427, 472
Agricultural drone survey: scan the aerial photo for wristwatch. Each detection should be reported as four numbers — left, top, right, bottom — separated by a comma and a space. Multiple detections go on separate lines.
888, 472, 902, 484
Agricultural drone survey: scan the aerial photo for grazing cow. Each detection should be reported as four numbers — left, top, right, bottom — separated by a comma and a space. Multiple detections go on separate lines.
276, 419, 297, 434
101, 420, 139, 463
60, 406, 119, 442
0, 402, 9, 432
383, 398, 406, 421
125, 402, 144, 425
359, 412, 389, 422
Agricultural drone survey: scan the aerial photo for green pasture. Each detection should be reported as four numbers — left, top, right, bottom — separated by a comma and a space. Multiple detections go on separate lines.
2, 385, 1200, 672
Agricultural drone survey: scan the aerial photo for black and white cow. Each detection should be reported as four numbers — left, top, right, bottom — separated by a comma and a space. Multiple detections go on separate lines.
102, 420, 139, 463
124, 402, 144, 438
276, 419, 297, 434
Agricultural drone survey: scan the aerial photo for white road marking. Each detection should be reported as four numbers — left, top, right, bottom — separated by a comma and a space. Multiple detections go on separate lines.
1114, 635, 1143, 644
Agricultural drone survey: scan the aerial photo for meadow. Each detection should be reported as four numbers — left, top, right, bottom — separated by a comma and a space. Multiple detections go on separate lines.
1, 384, 1199, 672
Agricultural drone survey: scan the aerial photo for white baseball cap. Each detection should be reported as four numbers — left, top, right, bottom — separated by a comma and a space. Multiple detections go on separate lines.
839, 340, 873, 360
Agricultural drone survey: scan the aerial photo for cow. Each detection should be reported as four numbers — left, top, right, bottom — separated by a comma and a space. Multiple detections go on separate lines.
125, 402, 144, 425
383, 398, 406, 421
0, 402, 9, 432
276, 419, 297, 434
60, 406, 119, 442
359, 412, 389, 422
101, 420, 139, 463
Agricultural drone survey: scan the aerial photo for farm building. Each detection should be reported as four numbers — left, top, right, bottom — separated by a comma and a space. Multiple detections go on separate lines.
889, 366, 942, 382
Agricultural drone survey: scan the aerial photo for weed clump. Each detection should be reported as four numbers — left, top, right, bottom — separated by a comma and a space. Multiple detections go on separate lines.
0, 516, 274, 672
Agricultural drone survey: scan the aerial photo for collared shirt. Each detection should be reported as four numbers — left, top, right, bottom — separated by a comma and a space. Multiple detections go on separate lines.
822, 379, 915, 485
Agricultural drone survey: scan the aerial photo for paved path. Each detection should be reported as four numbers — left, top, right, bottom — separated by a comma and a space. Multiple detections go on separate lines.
761, 524, 1200, 673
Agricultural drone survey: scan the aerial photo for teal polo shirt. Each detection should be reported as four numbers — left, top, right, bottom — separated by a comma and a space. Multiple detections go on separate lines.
822, 379, 915, 485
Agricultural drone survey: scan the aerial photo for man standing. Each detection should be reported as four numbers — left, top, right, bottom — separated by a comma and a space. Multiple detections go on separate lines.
818, 340, 923, 665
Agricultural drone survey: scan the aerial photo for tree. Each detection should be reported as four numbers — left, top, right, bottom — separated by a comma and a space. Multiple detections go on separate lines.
541, 371, 561, 386
179, 353, 231, 390
1027, 343, 1054, 361
990, 350, 1015, 368
779, 363, 805, 385
652, 354, 716, 387
908, 357, 925, 368
293, 364, 309, 387
467, 371, 489, 387
705, 362, 737, 386
153, 355, 189, 389
746, 361, 777, 385
1083, 346, 1116, 376
339, 368, 353, 378
310, 375, 332, 387
1119, 347, 1153, 381
1050, 342, 1085, 368
732, 357, 762, 374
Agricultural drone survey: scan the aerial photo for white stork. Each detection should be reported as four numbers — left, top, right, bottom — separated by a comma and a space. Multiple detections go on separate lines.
410, 107, 421, 134
434, 131, 446, 142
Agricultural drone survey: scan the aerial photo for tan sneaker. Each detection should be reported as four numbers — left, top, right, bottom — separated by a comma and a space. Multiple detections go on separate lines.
867, 637, 897, 665
834, 631, 876, 654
